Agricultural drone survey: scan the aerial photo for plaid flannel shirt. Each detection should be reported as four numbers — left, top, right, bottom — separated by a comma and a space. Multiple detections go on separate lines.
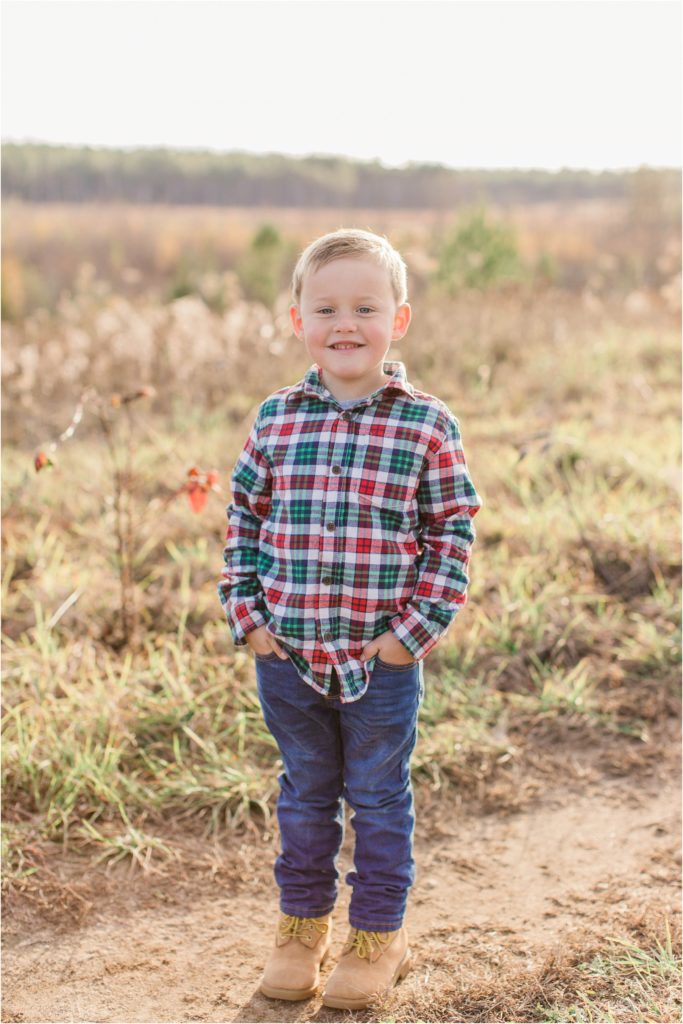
218, 361, 482, 702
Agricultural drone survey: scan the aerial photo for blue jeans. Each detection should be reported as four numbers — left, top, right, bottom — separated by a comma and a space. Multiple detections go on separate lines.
255, 651, 424, 932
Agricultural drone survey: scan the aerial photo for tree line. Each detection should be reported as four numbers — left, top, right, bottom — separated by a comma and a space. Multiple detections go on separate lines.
3, 142, 679, 207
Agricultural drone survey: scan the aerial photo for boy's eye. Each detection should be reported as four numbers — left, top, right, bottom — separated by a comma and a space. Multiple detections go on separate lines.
358, 306, 374, 314
317, 308, 334, 315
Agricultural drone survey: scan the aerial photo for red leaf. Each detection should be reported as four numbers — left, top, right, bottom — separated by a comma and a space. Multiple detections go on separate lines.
187, 486, 208, 514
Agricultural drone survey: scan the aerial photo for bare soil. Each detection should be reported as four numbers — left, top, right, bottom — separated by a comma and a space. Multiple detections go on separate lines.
3, 727, 681, 1024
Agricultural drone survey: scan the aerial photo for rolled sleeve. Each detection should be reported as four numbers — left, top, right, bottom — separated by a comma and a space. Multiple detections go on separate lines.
389, 414, 482, 661
217, 409, 273, 648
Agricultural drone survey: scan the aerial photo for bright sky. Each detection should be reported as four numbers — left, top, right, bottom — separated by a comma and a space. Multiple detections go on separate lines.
2, 0, 681, 170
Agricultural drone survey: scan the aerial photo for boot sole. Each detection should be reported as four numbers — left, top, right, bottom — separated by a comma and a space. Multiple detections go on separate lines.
259, 947, 330, 1002
259, 982, 319, 1001
321, 949, 412, 1010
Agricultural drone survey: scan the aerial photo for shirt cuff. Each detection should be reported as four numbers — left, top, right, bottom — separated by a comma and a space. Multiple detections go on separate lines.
388, 606, 454, 661
227, 605, 268, 647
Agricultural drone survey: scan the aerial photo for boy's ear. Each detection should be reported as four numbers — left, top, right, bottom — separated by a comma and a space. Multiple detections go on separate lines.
392, 303, 411, 341
289, 304, 304, 338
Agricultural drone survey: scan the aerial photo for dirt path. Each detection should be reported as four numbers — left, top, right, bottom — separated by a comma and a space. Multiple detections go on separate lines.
3, 755, 680, 1024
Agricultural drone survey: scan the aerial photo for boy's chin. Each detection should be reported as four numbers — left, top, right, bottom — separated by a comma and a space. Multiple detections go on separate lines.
323, 365, 385, 386
320, 354, 387, 373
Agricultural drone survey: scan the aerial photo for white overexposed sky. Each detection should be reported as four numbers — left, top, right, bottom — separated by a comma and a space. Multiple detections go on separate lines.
1, 0, 681, 170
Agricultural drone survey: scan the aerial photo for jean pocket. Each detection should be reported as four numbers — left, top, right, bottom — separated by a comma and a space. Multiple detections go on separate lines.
254, 650, 279, 662
375, 655, 417, 672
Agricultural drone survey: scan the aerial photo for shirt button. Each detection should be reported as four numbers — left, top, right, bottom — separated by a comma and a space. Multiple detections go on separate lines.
326, 522, 335, 531
331, 465, 342, 475
323, 631, 333, 642
322, 575, 332, 585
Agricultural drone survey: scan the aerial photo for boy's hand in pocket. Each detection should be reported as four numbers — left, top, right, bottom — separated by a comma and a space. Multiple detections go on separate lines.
361, 630, 416, 666
245, 626, 289, 660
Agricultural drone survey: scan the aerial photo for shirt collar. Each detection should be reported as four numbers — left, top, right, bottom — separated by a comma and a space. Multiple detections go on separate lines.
285, 360, 416, 408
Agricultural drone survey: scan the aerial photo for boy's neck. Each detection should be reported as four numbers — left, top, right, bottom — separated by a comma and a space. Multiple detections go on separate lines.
319, 366, 389, 403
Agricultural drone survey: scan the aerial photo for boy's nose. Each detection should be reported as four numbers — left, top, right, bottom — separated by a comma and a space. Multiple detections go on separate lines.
334, 316, 358, 331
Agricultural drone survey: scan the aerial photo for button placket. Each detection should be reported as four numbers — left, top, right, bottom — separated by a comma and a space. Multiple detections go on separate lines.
326, 413, 349, 519
318, 411, 349, 647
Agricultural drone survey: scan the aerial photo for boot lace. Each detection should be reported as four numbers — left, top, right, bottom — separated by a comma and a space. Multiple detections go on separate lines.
348, 928, 390, 960
278, 914, 328, 941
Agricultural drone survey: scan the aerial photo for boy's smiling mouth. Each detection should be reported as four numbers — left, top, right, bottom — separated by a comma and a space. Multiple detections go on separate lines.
329, 342, 365, 350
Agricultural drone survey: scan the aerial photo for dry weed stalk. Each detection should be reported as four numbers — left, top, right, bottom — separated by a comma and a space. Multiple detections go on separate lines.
33, 386, 221, 649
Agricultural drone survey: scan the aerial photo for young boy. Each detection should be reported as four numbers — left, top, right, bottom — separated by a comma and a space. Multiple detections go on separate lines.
218, 228, 482, 1010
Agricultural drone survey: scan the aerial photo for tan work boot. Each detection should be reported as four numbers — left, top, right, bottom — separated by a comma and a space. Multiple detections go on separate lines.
259, 912, 332, 1001
322, 926, 411, 1009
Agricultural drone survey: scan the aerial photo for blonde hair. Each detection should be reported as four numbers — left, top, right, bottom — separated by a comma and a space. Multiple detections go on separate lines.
291, 228, 408, 307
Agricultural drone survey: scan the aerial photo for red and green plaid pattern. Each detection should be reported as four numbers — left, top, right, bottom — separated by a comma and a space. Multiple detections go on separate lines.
218, 361, 482, 702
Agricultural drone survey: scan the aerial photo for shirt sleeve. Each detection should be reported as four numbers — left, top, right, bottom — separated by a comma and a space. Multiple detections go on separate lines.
217, 408, 273, 646
388, 414, 482, 661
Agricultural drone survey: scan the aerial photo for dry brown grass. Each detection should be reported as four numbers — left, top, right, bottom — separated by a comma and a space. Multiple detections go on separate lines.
2, 195, 680, 317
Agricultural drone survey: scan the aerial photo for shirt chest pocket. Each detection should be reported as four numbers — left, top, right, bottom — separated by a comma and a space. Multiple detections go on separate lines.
346, 489, 420, 547
349, 427, 424, 503
346, 427, 422, 539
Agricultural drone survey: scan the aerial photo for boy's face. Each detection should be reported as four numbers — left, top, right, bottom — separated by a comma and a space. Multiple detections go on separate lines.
289, 256, 411, 399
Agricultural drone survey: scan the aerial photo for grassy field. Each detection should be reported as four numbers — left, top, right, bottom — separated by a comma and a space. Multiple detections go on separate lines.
2, 200, 681, 1021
